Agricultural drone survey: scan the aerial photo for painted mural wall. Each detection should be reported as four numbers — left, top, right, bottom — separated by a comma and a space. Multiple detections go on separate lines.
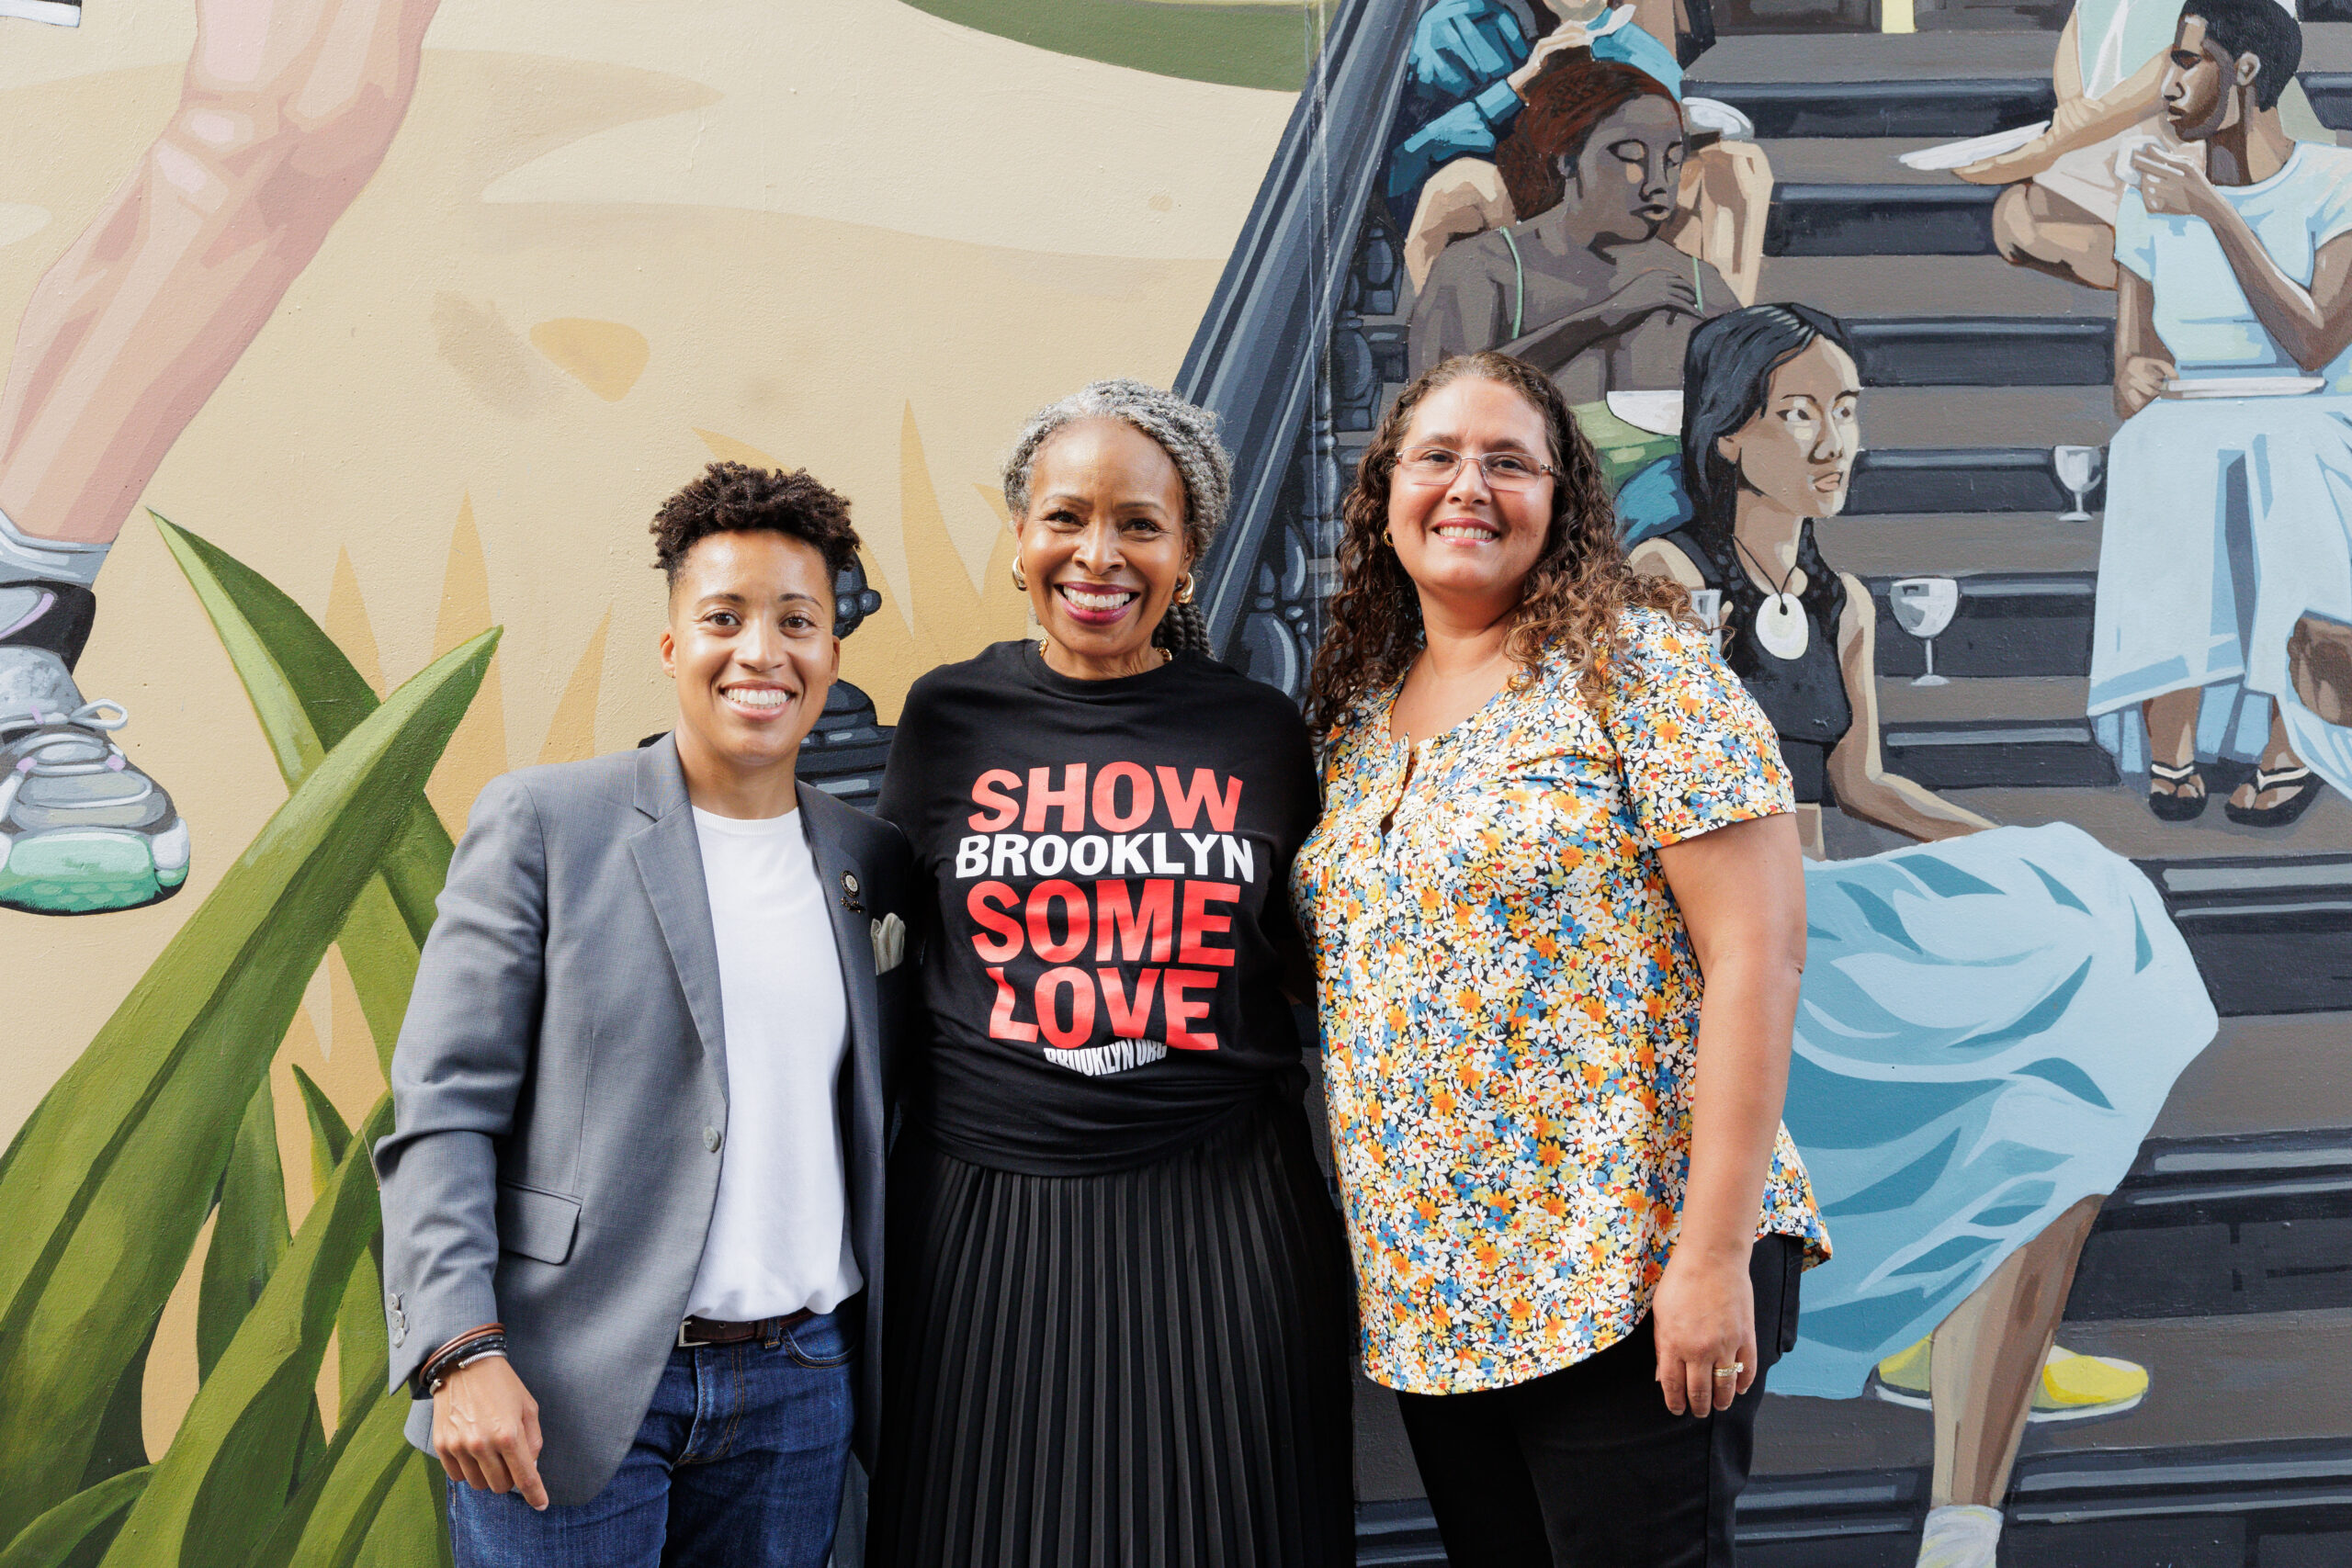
5, 0, 2349, 1565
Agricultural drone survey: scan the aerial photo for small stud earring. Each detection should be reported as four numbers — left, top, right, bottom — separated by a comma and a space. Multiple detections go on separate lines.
1175, 573, 1196, 605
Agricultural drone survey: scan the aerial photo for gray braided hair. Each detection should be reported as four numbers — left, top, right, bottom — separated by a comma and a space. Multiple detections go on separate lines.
1002, 378, 1229, 657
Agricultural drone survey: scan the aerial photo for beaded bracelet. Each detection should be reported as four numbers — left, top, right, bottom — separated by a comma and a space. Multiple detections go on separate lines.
413, 1323, 506, 1398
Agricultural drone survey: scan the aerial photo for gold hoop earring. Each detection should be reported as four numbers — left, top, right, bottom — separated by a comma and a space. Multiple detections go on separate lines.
1383, 529, 1396, 547
1011, 561, 1028, 592
1175, 573, 1196, 605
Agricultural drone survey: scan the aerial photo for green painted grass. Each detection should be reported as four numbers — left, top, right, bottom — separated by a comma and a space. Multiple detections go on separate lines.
900, 0, 1329, 91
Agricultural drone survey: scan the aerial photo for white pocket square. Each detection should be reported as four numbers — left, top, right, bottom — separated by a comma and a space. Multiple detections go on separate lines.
871, 912, 906, 974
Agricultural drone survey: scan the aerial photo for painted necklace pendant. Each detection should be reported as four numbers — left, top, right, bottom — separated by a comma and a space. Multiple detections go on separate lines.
1755, 592, 1809, 660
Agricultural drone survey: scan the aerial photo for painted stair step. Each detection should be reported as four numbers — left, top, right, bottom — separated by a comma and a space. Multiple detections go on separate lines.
2141, 854, 2352, 1019
1768, 185, 2000, 258
1690, 73, 2352, 140
2070, 1126, 2352, 1320
1688, 77, 2055, 139
1848, 446, 2092, 514
1849, 315, 2114, 387
1358, 1436, 2352, 1567
1877, 717, 2113, 788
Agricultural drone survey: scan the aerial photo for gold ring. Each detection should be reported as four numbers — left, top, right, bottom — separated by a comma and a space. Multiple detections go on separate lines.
1712, 1363, 1744, 1377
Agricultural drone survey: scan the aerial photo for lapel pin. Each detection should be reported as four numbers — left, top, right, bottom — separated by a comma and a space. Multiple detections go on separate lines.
840, 870, 865, 912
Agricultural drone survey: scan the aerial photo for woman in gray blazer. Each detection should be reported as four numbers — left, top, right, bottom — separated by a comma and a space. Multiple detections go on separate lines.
374, 462, 915, 1568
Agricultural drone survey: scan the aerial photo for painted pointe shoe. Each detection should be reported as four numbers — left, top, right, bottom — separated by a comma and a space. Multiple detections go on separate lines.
1868, 1337, 2149, 1422
1916, 1505, 2002, 1568
0, 641, 188, 915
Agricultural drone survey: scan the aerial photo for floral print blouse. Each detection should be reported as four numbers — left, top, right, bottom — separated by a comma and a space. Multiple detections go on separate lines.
1293, 609, 1829, 1395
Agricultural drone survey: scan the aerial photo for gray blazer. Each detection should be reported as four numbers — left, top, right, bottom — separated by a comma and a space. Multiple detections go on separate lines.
373, 735, 913, 1504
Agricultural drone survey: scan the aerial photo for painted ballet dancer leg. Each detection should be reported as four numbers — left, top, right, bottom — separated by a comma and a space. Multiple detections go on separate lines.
1990, 184, 2118, 293
1917, 1194, 2105, 1568
0, 0, 438, 913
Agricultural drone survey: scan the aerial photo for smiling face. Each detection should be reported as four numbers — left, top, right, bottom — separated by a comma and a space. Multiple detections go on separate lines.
1565, 94, 1686, 243
1385, 377, 1557, 615
1716, 338, 1862, 520
2163, 16, 2244, 141
660, 529, 839, 790
1017, 417, 1193, 679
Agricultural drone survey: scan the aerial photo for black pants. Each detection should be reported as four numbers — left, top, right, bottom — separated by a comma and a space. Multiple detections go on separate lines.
1394, 1237, 1804, 1568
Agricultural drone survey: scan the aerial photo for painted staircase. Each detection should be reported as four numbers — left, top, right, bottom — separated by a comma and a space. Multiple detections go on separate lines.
1173, 7, 2352, 1561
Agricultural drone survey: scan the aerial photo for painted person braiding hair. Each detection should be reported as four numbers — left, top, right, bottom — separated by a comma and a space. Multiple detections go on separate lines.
1292, 349, 1828, 1565
867, 379, 1356, 1565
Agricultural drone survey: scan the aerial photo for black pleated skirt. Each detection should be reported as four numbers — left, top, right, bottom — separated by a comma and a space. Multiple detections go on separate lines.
868, 1097, 1357, 1568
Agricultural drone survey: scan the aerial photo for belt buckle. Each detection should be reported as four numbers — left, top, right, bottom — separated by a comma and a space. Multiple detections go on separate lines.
677, 1319, 697, 1349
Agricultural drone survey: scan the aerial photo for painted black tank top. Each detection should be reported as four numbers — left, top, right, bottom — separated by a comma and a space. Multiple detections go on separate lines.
1653, 522, 1854, 804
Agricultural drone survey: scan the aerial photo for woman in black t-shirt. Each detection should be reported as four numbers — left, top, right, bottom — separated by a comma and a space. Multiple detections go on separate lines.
870, 379, 1353, 1566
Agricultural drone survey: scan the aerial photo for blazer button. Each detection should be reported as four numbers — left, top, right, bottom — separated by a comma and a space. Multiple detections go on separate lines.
704, 1125, 723, 1153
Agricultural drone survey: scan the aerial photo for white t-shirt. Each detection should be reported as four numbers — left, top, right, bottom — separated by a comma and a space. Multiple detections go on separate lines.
684, 806, 863, 1320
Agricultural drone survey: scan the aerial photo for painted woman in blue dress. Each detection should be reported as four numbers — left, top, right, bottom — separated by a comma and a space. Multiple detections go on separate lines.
1626, 305, 2218, 1568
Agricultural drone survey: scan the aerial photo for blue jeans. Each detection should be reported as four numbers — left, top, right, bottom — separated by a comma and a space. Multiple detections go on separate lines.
448, 1310, 855, 1568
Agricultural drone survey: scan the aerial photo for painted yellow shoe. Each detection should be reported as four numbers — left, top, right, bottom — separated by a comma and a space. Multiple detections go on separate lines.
1866, 1339, 2147, 1422
1867, 1336, 1935, 1409
2034, 1346, 2147, 1421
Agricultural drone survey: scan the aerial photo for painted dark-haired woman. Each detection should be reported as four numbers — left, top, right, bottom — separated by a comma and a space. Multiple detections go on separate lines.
1625, 305, 2215, 1568
1293, 349, 1827, 1565
868, 379, 1354, 1566
1408, 56, 1733, 404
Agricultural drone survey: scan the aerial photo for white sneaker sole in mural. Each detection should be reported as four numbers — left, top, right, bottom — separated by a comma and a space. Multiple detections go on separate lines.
0, 0, 81, 25
0, 644, 188, 915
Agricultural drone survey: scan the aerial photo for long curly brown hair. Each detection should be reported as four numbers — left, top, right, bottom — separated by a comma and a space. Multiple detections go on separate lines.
1304, 353, 1690, 735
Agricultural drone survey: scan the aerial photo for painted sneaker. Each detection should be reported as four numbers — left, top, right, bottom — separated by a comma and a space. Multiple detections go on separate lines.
0, 640, 188, 915
0, 0, 82, 25
1867, 1336, 2149, 1423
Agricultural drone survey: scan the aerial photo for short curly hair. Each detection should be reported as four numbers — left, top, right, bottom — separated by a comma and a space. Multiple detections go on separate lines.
650, 461, 860, 589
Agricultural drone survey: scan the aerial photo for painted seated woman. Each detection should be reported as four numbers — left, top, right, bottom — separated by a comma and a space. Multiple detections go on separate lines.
1626, 305, 2219, 1568
1408, 55, 1733, 406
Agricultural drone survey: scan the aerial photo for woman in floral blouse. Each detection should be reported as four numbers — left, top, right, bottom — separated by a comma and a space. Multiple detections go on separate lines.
1292, 350, 1828, 1565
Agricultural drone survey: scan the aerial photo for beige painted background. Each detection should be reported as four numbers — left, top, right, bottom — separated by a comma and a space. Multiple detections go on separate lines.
1, 0, 1295, 1451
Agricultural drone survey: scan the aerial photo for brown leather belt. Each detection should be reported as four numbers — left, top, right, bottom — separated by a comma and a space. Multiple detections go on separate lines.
677, 1308, 816, 1349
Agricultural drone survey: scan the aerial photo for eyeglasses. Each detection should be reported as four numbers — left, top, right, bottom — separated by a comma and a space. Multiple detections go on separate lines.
1396, 447, 1556, 491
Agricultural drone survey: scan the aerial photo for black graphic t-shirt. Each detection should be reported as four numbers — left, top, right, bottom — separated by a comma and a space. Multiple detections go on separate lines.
877, 640, 1317, 1175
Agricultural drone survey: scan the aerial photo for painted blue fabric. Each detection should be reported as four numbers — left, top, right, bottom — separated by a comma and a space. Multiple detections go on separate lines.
1613, 453, 1692, 544
2114, 142, 2352, 389
1386, 2, 1683, 221
1770, 824, 2214, 1398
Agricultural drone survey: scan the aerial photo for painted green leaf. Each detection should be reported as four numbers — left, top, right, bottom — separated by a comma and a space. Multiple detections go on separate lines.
289, 1066, 388, 1431
354, 1455, 452, 1568
72, 1316, 154, 1497
192, 1076, 334, 1495
243, 1380, 442, 1568
196, 1078, 292, 1382
0, 1469, 151, 1568
96, 1100, 393, 1568
0, 632, 497, 1548
900, 0, 1325, 90
275, 1384, 413, 1568
153, 513, 454, 1067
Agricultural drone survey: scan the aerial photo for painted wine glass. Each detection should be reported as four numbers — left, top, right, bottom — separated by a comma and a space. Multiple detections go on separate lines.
2053, 445, 2103, 522
1890, 578, 1960, 687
